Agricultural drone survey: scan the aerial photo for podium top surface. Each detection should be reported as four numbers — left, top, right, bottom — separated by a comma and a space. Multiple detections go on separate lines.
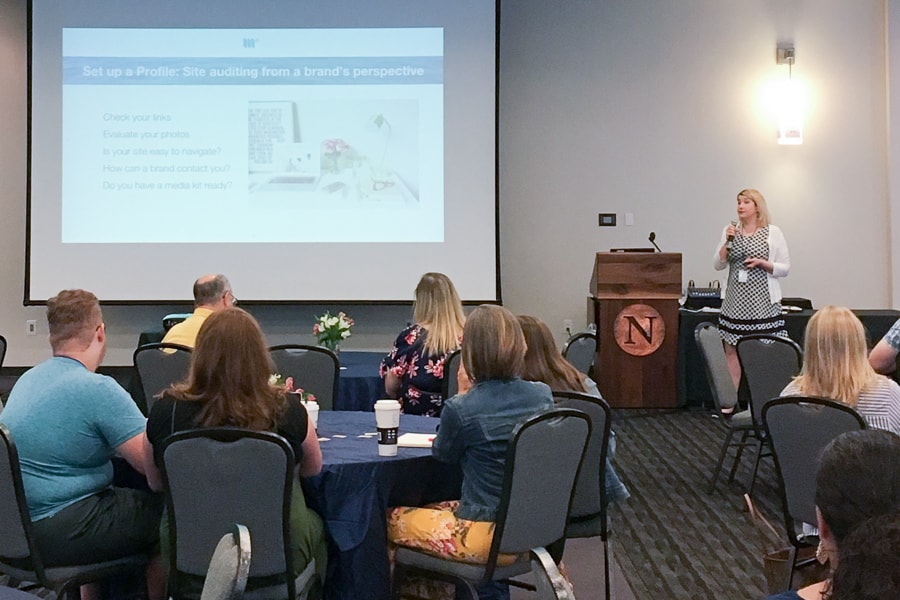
590, 252, 682, 299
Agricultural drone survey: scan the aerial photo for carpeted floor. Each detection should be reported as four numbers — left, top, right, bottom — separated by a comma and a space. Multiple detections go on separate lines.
610, 408, 785, 600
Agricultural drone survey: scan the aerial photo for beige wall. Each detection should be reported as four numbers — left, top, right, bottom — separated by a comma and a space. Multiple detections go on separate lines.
0, 1, 896, 365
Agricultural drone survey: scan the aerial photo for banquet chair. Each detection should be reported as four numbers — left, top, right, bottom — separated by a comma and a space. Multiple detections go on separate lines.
160, 428, 319, 600
531, 547, 576, 600
694, 322, 757, 494
735, 334, 803, 497
268, 345, 339, 411
200, 524, 251, 600
392, 408, 591, 600
0, 424, 149, 600
562, 332, 597, 376
552, 391, 613, 600
762, 396, 866, 591
133, 342, 192, 415
441, 349, 462, 400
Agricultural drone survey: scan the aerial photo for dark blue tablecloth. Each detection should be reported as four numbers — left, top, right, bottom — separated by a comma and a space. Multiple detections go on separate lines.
335, 351, 386, 412
302, 412, 461, 600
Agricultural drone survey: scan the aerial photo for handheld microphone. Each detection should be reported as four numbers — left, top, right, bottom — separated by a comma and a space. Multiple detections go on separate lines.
726, 220, 737, 250
648, 232, 662, 252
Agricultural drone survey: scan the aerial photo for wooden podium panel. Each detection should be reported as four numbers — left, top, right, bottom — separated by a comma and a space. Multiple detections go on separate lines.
590, 252, 681, 299
591, 298, 679, 407
589, 252, 681, 408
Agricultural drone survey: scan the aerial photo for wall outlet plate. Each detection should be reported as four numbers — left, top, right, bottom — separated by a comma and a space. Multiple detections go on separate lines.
26, 320, 37, 336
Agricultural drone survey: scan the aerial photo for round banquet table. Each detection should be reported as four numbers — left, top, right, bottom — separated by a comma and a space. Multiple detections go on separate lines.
302, 411, 462, 600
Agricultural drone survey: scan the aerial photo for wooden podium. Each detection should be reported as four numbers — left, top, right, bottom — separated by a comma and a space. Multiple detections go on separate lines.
588, 252, 681, 408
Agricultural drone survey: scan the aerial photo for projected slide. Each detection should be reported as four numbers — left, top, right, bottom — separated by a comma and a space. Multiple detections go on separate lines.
61, 28, 443, 244
29, 0, 497, 303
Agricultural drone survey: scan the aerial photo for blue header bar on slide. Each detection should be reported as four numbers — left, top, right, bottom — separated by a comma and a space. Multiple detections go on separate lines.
63, 56, 443, 85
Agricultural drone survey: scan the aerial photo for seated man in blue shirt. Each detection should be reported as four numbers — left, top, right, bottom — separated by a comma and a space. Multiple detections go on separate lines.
0, 289, 163, 599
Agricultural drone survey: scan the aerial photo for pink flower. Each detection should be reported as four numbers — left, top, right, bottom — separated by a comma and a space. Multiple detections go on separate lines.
425, 359, 443, 378
322, 139, 350, 153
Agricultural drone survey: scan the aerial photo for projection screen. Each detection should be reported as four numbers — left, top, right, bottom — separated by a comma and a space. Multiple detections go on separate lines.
27, 0, 498, 303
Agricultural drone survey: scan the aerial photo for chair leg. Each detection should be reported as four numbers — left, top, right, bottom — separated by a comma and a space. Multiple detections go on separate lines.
708, 428, 737, 494
785, 545, 798, 592
604, 535, 614, 600
727, 430, 751, 483
747, 438, 765, 498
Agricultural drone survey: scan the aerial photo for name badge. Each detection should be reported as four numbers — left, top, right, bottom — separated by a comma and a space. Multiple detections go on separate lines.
738, 270, 749, 283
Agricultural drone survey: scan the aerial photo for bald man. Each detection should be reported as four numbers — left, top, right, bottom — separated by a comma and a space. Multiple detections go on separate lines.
161, 274, 235, 348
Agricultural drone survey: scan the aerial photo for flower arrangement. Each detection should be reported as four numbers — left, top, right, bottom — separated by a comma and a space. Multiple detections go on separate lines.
269, 374, 317, 403
313, 311, 354, 352
321, 138, 359, 173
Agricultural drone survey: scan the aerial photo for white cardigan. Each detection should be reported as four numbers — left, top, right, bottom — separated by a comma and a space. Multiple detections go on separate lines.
712, 224, 790, 304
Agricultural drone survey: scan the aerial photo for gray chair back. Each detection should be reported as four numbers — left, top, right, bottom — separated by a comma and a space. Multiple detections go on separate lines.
763, 396, 866, 531
737, 334, 803, 427
134, 343, 192, 414
441, 349, 462, 400
200, 524, 251, 600
392, 408, 590, 596
161, 428, 296, 600
0, 424, 38, 565
269, 345, 339, 411
694, 322, 738, 412
562, 332, 597, 376
492, 409, 590, 563
0, 424, 148, 598
530, 547, 577, 600
552, 392, 611, 521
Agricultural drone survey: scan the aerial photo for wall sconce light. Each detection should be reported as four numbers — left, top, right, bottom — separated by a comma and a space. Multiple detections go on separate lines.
775, 46, 805, 145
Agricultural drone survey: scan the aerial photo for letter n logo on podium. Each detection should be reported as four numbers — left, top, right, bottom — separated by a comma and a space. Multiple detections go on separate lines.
613, 303, 666, 356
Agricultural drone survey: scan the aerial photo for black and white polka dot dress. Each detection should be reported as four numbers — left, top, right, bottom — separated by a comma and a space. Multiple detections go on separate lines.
718, 226, 787, 345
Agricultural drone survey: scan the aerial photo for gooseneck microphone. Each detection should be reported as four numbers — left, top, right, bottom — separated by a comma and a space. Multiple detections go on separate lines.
726, 220, 737, 250
648, 232, 662, 252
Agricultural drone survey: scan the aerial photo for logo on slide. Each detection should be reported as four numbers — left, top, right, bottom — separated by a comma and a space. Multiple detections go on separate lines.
243, 38, 257, 49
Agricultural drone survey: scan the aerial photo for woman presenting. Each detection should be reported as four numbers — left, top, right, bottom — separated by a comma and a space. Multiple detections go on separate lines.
713, 188, 790, 388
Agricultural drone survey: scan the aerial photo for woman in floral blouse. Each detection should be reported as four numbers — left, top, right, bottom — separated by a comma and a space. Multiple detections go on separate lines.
380, 272, 465, 416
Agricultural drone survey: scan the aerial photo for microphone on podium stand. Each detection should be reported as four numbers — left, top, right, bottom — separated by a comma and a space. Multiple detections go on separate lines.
648, 232, 662, 252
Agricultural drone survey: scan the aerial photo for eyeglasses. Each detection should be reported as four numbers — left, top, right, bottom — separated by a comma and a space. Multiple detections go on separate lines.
225, 290, 238, 306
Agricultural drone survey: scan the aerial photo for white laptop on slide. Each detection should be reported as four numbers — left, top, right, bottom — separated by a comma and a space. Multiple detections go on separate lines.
248, 100, 320, 191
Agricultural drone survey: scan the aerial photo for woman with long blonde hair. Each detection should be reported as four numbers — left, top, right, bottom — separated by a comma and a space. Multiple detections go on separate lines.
781, 306, 900, 433
380, 272, 466, 416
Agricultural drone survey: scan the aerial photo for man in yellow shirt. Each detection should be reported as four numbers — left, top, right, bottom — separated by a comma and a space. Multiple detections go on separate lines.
161, 274, 236, 348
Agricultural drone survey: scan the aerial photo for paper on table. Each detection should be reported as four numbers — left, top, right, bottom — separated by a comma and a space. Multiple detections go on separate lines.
397, 432, 435, 448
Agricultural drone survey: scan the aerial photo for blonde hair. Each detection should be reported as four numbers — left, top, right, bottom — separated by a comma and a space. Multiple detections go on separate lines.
412, 272, 465, 355
462, 305, 525, 382
737, 188, 770, 228
792, 306, 879, 407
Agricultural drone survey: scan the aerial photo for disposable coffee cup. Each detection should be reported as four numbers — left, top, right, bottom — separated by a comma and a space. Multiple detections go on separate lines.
374, 399, 401, 456
302, 400, 319, 429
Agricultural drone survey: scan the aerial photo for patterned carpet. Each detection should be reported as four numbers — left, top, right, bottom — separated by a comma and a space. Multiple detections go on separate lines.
610, 408, 785, 600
